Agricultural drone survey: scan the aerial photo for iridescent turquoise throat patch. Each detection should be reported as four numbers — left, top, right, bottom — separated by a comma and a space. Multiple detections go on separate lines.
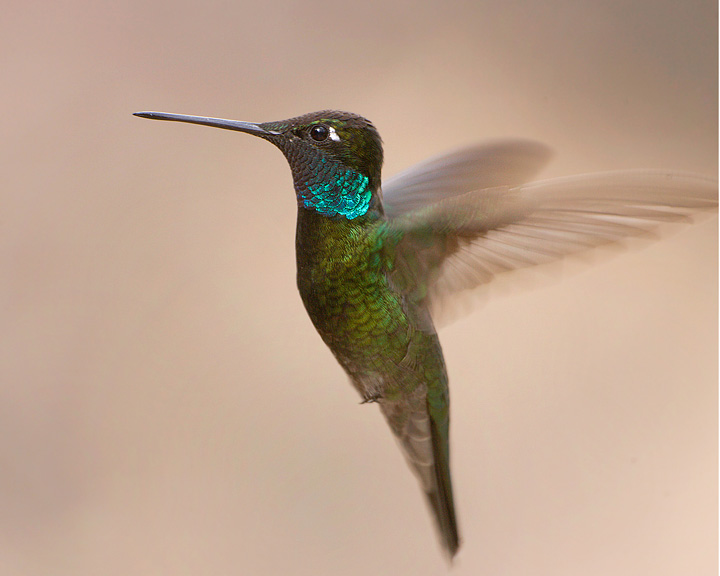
299, 160, 371, 219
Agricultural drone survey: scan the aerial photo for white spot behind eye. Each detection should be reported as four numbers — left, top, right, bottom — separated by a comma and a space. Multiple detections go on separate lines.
328, 126, 341, 142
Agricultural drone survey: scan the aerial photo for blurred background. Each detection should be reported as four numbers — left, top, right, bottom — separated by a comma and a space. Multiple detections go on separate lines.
1, 0, 717, 574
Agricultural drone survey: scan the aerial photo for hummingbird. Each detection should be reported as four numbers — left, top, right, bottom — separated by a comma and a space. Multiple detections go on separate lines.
134, 109, 716, 558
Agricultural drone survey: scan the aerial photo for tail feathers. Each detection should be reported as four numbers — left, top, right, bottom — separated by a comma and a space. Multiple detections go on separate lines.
427, 406, 460, 557
380, 395, 460, 558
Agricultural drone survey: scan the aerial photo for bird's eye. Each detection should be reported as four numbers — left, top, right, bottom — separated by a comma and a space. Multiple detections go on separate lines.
309, 124, 329, 142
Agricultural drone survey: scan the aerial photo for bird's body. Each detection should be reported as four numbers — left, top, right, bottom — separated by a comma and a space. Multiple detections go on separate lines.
134, 108, 717, 559
296, 207, 458, 552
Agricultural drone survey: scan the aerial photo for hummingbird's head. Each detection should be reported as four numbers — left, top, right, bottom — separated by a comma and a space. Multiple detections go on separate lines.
259, 110, 384, 219
133, 109, 384, 220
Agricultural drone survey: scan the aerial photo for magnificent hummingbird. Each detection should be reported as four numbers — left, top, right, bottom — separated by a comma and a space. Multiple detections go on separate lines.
134, 109, 716, 558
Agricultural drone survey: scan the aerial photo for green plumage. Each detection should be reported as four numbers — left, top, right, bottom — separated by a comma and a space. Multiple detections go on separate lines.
134, 107, 717, 560
263, 110, 460, 555
296, 207, 458, 554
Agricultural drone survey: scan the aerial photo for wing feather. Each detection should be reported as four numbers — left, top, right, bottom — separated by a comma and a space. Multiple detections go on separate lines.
385, 169, 716, 320
382, 140, 553, 217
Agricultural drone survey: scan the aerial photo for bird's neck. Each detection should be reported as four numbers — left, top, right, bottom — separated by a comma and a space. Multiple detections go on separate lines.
295, 207, 380, 268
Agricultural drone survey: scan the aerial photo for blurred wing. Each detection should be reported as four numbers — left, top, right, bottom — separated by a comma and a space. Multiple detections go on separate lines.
382, 140, 553, 218
386, 170, 717, 319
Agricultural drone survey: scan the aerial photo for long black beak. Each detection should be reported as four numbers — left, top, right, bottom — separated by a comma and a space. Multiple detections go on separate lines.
133, 111, 279, 137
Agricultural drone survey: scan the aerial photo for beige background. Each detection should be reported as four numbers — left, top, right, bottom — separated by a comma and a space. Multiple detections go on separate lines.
1, 1, 717, 574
